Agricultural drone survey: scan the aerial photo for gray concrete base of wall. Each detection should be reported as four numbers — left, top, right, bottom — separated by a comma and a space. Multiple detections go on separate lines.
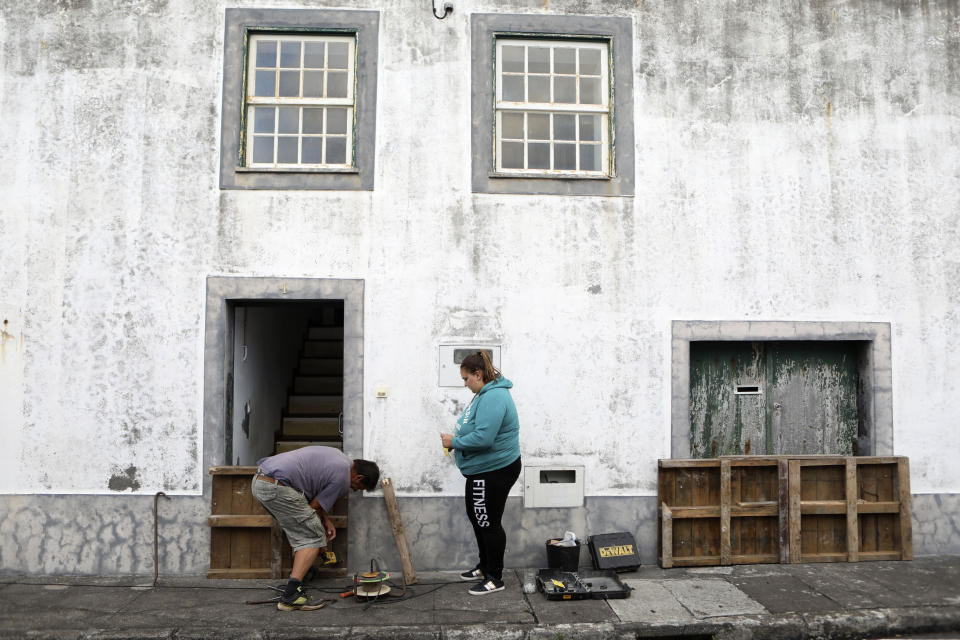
1, 493, 958, 575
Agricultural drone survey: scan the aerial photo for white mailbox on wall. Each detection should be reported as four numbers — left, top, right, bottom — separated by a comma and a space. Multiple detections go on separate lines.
438, 344, 501, 387
523, 466, 585, 508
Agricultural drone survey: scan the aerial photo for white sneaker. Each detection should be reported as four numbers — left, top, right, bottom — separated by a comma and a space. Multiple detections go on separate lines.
468, 578, 505, 595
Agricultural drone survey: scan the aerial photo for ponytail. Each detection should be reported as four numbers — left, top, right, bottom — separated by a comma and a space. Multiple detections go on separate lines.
460, 350, 500, 383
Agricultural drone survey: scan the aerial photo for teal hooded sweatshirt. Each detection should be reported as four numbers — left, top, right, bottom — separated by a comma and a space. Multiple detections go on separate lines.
452, 376, 520, 476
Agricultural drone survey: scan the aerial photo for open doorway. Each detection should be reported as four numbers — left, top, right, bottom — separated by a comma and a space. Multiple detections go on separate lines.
203, 277, 364, 578
227, 300, 344, 466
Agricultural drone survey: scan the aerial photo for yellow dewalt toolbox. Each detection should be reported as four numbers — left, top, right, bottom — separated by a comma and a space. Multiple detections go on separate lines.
587, 532, 640, 572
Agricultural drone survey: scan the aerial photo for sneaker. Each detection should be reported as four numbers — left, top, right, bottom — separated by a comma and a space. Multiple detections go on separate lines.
468, 577, 505, 595
459, 567, 484, 581
277, 584, 309, 611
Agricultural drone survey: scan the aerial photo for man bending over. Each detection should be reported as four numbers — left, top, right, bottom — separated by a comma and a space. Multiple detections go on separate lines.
252, 446, 380, 610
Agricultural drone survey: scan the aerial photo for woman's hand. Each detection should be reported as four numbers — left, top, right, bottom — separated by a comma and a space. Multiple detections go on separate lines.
440, 433, 454, 449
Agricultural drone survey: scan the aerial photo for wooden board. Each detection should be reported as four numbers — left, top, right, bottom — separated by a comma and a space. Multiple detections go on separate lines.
661, 455, 911, 568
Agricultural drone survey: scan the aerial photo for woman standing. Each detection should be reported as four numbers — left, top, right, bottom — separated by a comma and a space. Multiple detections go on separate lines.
441, 351, 521, 595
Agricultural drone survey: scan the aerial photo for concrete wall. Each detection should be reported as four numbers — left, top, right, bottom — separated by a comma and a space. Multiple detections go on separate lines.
1, 0, 959, 574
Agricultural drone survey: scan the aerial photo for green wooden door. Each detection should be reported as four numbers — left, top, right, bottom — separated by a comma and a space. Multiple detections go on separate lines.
689, 341, 858, 458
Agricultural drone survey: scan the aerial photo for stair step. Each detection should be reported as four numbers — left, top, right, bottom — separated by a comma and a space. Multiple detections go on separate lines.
275, 440, 343, 454
282, 417, 341, 438
299, 358, 343, 376
308, 326, 344, 340
303, 340, 343, 358
294, 376, 343, 394
288, 395, 343, 414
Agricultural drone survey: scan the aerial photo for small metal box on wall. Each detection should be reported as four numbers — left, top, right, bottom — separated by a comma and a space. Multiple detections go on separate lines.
523, 466, 585, 508
438, 344, 501, 387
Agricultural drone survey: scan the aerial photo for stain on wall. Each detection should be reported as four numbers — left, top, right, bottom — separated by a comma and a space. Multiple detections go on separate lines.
107, 466, 141, 492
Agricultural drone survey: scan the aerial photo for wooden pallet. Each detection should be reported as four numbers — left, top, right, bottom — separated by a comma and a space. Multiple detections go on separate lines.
207, 466, 348, 579
658, 456, 911, 568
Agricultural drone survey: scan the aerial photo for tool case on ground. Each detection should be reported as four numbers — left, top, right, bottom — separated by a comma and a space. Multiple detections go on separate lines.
587, 532, 641, 572
535, 569, 631, 601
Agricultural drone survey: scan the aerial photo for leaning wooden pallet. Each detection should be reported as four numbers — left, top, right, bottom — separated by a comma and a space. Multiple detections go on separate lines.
658, 455, 912, 568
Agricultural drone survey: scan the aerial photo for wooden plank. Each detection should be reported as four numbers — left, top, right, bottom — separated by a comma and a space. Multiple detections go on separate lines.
846, 458, 859, 562
270, 523, 283, 579
209, 528, 231, 571
669, 556, 720, 567
660, 504, 673, 568
858, 551, 904, 561
720, 459, 731, 565
208, 515, 274, 528
779, 458, 790, 563
381, 477, 417, 585
211, 475, 232, 516
731, 503, 779, 517
856, 501, 901, 514
209, 466, 259, 475
789, 460, 801, 563
206, 568, 273, 579
659, 459, 720, 469
800, 501, 847, 515
670, 506, 721, 518
231, 527, 253, 570
898, 458, 913, 560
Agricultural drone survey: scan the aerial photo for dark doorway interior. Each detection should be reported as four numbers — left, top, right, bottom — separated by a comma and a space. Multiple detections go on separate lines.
227, 299, 345, 466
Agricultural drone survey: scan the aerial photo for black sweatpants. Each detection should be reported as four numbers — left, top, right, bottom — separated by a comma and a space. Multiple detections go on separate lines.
463, 456, 521, 581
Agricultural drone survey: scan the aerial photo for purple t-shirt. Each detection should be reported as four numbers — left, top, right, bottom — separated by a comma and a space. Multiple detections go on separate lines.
257, 446, 350, 512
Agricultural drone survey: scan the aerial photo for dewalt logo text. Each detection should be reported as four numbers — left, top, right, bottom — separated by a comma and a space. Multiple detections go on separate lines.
598, 544, 635, 558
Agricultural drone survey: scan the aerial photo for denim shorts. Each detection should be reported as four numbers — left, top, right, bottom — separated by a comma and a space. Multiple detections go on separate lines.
251, 475, 327, 552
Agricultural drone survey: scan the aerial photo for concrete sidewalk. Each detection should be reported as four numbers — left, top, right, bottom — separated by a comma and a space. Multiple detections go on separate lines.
2, 556, 959, 639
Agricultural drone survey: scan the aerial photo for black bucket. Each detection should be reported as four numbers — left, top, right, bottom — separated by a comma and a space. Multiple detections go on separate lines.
545, 539, 581, 572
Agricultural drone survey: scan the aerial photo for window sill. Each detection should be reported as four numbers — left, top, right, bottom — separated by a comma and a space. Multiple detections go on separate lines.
489, 171, 611, 180
236, 166, 360, 175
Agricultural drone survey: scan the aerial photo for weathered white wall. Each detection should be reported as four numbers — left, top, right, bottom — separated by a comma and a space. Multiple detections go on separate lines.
0, 0, 958, 574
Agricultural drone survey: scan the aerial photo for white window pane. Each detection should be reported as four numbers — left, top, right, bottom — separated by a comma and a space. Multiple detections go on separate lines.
256, 40, 277, 68
580, 143, 601, 171
528, 47, 549, 73
253, 136, 274, 163
554, 114, 575, 140
278, 107, 299, 134
303, 108, 323, 134
555, 143, 576, 170
554, 48, 576, 74
579, 114, 601, 141
502, 46, 524, 73
328, 42, 349, 69
253, 107, 275, 134
501, 141, 524, 169
528, 113, 550, 140
529, 76, 550, 102
254, 70, 275, 97
327, 137, 347, 164
554, 76, 576, 103
579, 48, 602, 75
580, 77, 601, 105
327, 108, 348, 134
528, 142, 550, 169
277, 137, 298, 163
327, 72, 348, 98
280, 41, 301, 68
278, 70, 299, 97
501, 112, 524, 139
502, 76, 524, 101
302, 138, 323, 163
303, 71, 323, 97
304, 42, 324, 68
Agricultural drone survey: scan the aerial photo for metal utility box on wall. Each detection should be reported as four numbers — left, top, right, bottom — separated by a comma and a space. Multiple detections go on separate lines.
523, 466, 584, 508
438, 344, 501, 387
